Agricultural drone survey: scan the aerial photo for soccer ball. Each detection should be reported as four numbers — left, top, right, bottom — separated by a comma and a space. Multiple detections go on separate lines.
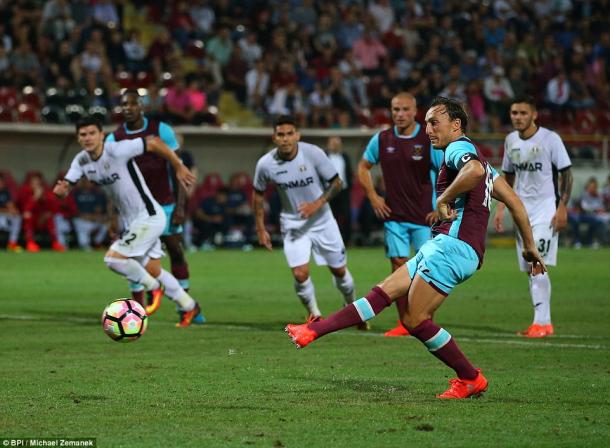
102, 299, 148, 342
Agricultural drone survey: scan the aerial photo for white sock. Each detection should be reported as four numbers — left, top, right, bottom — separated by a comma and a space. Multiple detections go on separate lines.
104, 257, 159, 290
332, 269, 355, 304
530, 272, 552, 325
294, 277, 321, 317
156, 269, 195, 311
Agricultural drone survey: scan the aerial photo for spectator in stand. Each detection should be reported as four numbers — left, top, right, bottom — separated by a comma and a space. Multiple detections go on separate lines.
338, 49, 369, 111
568, 69, 596, 110
290, 0, 317, 32
190, 0, 216, 38
308, 82, 333, 127
368, 0, 395, 34
169, 1, 197, 48
546, 70, 570, 112
571, 177, 608, 249
18, 173, 65, 253
206, 25, 233, 68
123, 30, 148, 74
352, 28, 388, 77
466, 80, 489, 132
72, 178, 108, 250
148, 28, 176, 79
226, 173, 254, 249
238, 31, 262, 67
0, 45, 11, 86
10, 41, 40, 87
268, 82, 306, 127
336, 8, 364, 51
164, 76, 191, 124
91, 0, 119, 26
439, 80, 466, 103
483, 65, 514, 131
245, 59, 270, 114
41, 0, 75, 42
0, 173, 22, 252
224, 46, 248, 104
193, 187, 229, 249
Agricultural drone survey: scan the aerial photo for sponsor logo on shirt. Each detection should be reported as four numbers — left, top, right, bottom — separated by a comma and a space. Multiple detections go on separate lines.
277, 176, 314, 190
412, 144, 423, 161
93, 173, 121, 185
514, 162, 543, 172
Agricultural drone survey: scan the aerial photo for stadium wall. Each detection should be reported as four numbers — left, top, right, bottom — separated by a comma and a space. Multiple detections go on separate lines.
0, 124, 607, 193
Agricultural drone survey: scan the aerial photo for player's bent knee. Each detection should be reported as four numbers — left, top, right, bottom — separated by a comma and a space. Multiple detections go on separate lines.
104, 256, 126, 273
402, 313, 428, 330
330, 266, 346, 277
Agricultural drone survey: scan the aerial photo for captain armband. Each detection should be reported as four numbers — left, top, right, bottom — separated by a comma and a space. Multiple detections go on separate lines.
455, 152, 480, 170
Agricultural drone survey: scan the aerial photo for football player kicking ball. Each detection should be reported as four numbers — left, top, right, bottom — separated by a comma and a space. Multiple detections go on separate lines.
53, 117, 204, 327
286, 98, 546, 399
253, 115, 363, 326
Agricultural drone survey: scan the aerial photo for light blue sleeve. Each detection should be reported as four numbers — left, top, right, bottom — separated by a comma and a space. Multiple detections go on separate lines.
430, 145, 444, 171
159, 122, 179, 150
362, 132, 381, 164
445, 140, 478, 170
105, 133, 116, 143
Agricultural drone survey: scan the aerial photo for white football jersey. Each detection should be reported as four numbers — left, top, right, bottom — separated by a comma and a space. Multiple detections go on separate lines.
65, 138, 163, 226
502, 127, 571, 225
253, 142, 338, 230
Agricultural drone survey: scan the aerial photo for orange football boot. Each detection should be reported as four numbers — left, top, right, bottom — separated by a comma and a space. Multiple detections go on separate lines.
384, 320, 411, 337
145, 286, 164, 315
285, 322, 318, 349
437, 369, 488, 399
518, 323, 552, 338
176, 302, 202, 327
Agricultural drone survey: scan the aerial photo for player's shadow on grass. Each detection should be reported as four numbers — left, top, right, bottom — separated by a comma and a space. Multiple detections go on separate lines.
441, 321, 510, 335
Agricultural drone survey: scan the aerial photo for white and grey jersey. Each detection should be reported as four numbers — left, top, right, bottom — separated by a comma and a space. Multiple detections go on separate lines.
64, 138, 163, 226
253, 142, 338, 229
502, 127, 571, 225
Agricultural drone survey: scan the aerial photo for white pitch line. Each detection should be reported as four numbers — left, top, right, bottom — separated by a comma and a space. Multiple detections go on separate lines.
0, 314, 607, 350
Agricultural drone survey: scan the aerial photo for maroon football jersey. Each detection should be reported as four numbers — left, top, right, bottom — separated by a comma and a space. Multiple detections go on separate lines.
378, 126, 436, 225
111, 119, 175, 205
432, 137, 495, 267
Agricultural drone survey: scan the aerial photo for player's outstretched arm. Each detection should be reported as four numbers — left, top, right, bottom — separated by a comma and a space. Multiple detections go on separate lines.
493, 172, 515, 232
53, 179, 71, 199
357, 159, 391, 219
436, 160, 486, 221
298, 175, 343, 219
145, 136, 195, 191
492, 176, 546, 274
253, 190, 272, 250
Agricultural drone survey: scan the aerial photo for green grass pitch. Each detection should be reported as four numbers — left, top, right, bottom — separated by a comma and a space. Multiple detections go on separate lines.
1, 247, 609, 447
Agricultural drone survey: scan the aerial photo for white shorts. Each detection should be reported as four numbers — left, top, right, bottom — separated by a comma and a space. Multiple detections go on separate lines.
282, 218, 347, 268
110, 212, 166, 262
516, 222, 558, 272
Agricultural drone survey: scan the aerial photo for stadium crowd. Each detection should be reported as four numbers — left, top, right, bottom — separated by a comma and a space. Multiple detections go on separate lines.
0, 0, 608, 132
1, 1, 610, 251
